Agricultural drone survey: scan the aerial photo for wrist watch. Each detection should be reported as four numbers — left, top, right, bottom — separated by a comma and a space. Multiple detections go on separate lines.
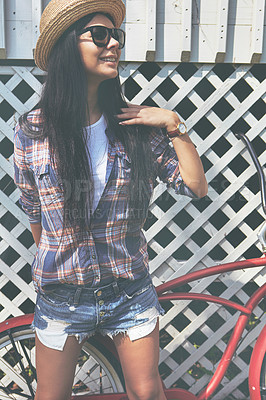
167, 122, 187, 138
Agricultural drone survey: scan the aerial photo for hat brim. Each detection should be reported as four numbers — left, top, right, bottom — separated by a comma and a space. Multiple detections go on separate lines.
34, 0, 125, 71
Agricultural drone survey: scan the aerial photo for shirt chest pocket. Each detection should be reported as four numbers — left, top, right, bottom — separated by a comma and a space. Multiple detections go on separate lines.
33, 164, 63, 205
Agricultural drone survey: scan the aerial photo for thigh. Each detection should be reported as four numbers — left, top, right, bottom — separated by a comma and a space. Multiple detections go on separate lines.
112, 320, 165, 399
35, 333, 83, 400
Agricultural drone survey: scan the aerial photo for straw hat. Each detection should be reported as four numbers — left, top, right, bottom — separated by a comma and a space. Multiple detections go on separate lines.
34, 0, 126, 71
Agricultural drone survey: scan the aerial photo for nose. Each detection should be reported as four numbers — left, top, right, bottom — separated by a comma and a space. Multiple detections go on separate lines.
106, 35, 120, 49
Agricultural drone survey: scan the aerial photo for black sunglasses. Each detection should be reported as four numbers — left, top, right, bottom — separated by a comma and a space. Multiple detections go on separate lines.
78, 26, 125, 49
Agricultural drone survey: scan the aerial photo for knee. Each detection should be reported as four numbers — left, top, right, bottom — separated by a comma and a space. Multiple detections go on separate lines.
35, 390, 71, 400
127, 379, 164, 400
35, 396, 70, 400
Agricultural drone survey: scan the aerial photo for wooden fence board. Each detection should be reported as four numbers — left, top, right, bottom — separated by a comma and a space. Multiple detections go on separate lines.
0, 0, 5, 58
1, 0, 266, 63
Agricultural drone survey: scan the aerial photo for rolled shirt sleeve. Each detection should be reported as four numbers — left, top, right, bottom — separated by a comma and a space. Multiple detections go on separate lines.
13, 126, 41, 224
151, 129, 198, 199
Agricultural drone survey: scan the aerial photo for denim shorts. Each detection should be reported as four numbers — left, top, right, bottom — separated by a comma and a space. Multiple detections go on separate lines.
32, 273, 165, 351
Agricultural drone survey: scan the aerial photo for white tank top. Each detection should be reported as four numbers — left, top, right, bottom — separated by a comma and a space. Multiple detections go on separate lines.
85, 114, 108, 213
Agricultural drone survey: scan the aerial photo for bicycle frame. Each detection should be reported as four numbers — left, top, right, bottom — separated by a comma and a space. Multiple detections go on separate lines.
1, 256, 264, 400
249, 324, 266, 400
156, 256, 266, 400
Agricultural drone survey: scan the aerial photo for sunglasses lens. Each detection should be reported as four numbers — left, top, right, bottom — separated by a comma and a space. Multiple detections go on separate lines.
114, 29, 125, 49
87, 26, 125, 49
92, 26, 109, 46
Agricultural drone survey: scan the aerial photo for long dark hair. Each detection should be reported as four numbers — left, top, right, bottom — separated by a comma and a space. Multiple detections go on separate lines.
19, 13, 156, 238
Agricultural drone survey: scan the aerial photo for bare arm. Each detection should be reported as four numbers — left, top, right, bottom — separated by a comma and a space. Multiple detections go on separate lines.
30, 223, 42, 247
165, 117, 208, 198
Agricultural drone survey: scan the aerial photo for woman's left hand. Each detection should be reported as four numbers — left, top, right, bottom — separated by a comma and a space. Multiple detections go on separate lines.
116, 104, 180, 132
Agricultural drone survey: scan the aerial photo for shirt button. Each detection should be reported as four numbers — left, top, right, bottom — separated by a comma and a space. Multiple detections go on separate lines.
97, 291, 102, 297
100, 311, 105, 317
99, 300, 104, 306
91, 254, 96, 259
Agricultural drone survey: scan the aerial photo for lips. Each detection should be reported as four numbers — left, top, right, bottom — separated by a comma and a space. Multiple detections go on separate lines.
100, 56, 117, 62
100, 58, 116, 62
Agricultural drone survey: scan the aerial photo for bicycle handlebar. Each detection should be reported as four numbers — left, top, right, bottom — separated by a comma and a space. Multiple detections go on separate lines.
235, 132, 266, 215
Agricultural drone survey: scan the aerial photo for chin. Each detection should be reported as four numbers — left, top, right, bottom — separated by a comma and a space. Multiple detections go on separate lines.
102, 70, 119, 80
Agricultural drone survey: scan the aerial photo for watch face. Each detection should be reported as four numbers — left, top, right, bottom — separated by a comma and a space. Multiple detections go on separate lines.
178, 122, 187, 134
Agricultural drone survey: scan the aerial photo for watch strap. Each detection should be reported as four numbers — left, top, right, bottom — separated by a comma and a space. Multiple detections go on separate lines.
167, 122, 187, 138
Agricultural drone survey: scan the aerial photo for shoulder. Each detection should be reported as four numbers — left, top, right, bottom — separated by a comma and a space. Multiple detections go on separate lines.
26, 108, 43, 125
14, 108, 44, 150
28, 108, 42, 116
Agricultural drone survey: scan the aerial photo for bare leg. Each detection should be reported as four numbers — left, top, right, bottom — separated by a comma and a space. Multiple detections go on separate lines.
34, 334, 83, 400
112, 320, 167, 400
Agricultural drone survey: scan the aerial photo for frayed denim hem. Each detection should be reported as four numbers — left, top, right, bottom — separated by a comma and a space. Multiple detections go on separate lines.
101, 305, 165, 342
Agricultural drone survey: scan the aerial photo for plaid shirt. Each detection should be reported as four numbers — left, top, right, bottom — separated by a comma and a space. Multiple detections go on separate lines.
14, 109, 197, 291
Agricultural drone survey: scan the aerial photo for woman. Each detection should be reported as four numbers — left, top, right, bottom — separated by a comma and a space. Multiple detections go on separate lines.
13, 0, 208, 399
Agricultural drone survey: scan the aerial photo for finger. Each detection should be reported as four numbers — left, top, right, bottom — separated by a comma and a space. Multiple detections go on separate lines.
117, 110, 139, 115
119, 108, 140, 113
126, 103, 142, 108
116, 112, 140, 119
119, 118, 142, 125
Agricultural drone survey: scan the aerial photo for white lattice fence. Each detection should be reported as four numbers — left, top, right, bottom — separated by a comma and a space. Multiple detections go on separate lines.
0, 62, 265, 399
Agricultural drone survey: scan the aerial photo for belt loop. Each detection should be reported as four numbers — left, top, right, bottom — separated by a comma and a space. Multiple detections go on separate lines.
73, 287, 82, 306
112, 281, 120, 296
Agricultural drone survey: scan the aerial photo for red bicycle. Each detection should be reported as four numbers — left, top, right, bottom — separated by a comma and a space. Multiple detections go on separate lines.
0, 132, 265, 400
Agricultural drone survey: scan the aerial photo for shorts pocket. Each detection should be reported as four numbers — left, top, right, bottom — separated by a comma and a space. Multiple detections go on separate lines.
39, 288, 71, 307
122, 276, 153, 300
